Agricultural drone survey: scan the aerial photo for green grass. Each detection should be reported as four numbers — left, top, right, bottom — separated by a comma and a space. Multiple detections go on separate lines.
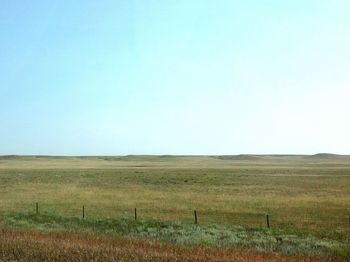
0, 155, 349, 258
1, 212, 349, 259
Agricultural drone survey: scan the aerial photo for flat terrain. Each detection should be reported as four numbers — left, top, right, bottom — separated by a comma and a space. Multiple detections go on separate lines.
0, 155, 349, 260
0, 229, 332, 262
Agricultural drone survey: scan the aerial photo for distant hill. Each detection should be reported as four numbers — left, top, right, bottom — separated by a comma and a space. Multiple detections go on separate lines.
306, 153, 347, 160
213, 155, 262, 161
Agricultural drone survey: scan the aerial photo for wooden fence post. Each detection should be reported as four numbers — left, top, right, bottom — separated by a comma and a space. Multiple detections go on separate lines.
266, 214, 270, 228
82, 205, 85, 219
194, 210, 198, 224
36, 202, 39, 215
134, 208, 137, 221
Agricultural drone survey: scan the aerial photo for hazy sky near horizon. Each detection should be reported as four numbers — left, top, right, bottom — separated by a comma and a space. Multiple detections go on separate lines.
1, 0, 349, 155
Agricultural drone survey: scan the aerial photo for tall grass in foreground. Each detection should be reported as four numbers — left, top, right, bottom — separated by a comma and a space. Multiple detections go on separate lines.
0, 229, 340, 262
1, 213, 349, 259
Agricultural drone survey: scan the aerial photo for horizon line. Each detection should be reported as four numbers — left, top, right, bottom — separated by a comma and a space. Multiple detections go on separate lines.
0, 153, 348, 157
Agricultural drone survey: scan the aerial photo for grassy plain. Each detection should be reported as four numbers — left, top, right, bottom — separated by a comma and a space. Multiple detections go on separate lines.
0, 154, 349, 260
1, 228, 334, 262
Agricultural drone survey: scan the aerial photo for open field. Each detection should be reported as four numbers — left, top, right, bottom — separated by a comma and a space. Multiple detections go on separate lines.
0, 229, 336, 262
0, 155, 349, 260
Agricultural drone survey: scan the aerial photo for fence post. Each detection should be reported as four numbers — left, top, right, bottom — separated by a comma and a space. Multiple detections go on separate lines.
82, 205, 85, 219
266, 214, 270, 228
134, 208, 137, 221
36, 202, 39, 215
194, 210, 198, 224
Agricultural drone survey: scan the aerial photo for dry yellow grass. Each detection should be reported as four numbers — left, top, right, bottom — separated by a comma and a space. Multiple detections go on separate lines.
0, 229, 342, 262
0, 155, 349, 230
0, 155, 349, 260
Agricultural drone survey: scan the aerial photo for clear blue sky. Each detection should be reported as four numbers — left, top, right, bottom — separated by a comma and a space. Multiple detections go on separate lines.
1, 0, 349, 155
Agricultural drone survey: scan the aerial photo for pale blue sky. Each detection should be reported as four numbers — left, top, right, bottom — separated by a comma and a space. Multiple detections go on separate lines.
1, 0, 349, 155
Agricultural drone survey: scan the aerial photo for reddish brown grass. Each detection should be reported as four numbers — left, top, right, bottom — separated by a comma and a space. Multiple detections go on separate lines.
0, 229, 342, 262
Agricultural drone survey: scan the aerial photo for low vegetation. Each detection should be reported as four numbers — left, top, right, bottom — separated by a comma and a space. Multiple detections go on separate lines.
2, 228, 338, 262
1, 212, 349, 259
0, 155, 349, 260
